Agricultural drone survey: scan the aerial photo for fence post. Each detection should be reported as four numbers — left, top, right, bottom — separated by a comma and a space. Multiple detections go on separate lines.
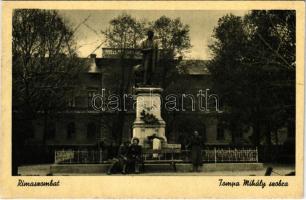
256, 147, 258, 162
214, 147, 217, 163
100, 149, 103, 163
77, 149, 80, 163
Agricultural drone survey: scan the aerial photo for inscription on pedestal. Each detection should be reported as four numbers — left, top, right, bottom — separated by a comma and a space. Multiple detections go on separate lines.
133, 87, 167, 146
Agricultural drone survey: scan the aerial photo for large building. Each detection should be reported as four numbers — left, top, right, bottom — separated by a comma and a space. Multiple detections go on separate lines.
18, 48, 290, 159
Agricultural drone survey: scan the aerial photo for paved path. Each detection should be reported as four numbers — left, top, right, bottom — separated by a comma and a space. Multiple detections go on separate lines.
18, 163, 295, 176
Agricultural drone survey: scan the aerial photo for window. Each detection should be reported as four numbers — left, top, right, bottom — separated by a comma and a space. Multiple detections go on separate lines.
87, 122, 97, 139
217, 124, 225, 140
88, 89, 98, 108
46, 122, 56, 139
67, 96, 75, 108
67, 122, 75, 139
202, 125, 207, 141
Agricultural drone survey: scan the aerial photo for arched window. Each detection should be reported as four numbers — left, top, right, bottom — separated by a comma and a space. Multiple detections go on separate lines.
87, 122, 97, 139
67, 122, 75, 139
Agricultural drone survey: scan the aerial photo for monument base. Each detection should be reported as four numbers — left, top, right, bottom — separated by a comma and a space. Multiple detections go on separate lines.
133, 122, 167, 146
132, 87, 167, 146
132, 86, 182, 150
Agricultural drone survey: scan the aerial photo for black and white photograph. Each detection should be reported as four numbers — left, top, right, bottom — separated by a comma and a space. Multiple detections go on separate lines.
11, 8, 298, 177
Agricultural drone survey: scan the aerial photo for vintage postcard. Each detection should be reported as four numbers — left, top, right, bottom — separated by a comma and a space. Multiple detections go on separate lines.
0, 1, 304, 198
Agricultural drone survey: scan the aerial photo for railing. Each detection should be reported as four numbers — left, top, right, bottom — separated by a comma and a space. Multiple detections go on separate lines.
102, 48, 142, 59
102, 48, 174, 59
55, 150, 105, 164
55, 147, 258, 164
181, 148, 258, 163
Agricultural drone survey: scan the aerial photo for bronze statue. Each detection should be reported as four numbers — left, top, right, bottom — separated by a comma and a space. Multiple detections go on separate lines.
140, 30, 159, 85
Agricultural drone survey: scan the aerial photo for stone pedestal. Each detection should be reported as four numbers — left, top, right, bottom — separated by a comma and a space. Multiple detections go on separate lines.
132, 87, 167, 146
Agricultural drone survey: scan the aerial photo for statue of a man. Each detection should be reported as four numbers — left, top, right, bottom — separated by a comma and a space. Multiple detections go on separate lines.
141, 30, 159, 85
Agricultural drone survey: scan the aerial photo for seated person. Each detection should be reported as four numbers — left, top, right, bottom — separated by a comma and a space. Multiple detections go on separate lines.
107, 140, 130, 175
127, 137, 142, 173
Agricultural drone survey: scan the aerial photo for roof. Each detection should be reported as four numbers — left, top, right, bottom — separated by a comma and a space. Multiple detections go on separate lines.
177, 60, 210, 75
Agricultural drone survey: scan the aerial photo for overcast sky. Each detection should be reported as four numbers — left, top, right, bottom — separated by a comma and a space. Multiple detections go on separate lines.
59, 10, 248, 60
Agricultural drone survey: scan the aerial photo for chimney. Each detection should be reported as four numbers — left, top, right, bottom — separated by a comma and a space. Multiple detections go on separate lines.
90, 54, 96, 59
89, 54, 97, 73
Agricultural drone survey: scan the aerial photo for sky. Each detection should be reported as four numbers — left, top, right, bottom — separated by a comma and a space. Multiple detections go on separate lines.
59, 10, 248, 60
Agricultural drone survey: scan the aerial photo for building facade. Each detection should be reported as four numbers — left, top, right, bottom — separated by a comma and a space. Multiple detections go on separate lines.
21, 48, 290, 154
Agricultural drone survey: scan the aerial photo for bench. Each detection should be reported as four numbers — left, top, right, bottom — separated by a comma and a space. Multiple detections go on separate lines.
141, 148, 183, 172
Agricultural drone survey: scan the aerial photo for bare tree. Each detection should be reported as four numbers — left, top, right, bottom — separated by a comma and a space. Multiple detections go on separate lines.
12, 9, 89, 174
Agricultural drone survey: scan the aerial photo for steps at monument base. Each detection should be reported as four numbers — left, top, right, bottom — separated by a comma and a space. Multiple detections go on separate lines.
18, 163, 264, 175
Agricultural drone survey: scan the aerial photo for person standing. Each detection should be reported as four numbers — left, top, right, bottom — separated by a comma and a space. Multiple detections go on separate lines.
127, 138, 142, 173
188, 131, 203, 172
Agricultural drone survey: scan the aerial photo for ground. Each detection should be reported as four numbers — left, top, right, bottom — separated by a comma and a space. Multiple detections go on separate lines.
17, 163, 295, 176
